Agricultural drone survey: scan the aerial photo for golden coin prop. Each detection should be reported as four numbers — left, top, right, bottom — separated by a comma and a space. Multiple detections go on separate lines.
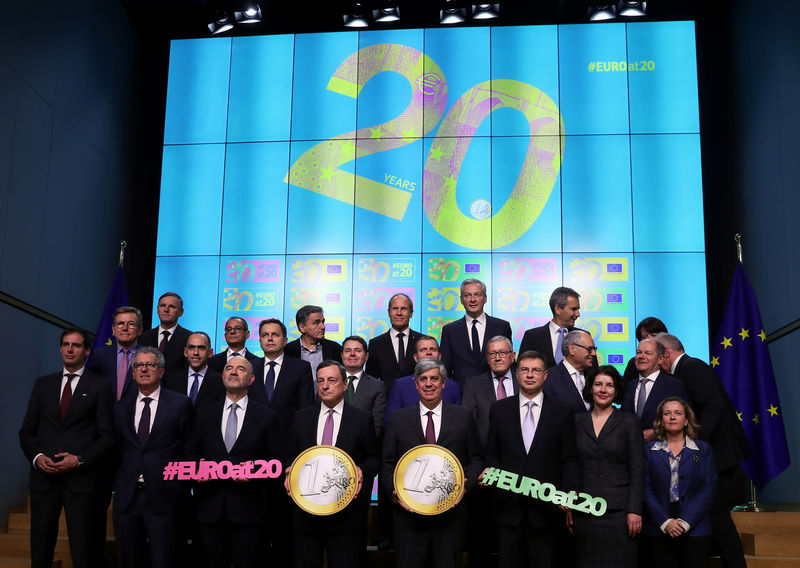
288, 445, 359, 516
393, 444, 465, 515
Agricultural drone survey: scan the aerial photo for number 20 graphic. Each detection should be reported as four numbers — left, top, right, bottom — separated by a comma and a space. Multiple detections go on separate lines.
285, 43, 565, 249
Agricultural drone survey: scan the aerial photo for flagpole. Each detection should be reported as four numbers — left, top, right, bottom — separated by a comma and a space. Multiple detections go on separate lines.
119, 240, 127, 268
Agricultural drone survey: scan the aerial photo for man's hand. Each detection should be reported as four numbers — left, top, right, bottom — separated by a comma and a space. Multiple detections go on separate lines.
354, 467, 364, 497
642, 429, 656, 443
478, 467, 490, 487
564, 508, 574, 534
283, 466, 292, 496
35, 455, 59, 474
52, 453, 80, 472
392, 490, 414, 513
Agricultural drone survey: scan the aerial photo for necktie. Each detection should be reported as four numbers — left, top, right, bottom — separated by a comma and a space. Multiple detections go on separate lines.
346, 375, 357, 403
230, 351, 240, 358
636, 378, 649, 418
225, 402, 239, 452
425, 410, 436, 444
265, 361, 276, 402
522, 401, 536, 452
321, 408, 335, 445
138, 397, 152, 445
189, 372, 200, 404
116, 348, 129, 401
574, 371, 585, 393
471, 319, 481, 358
397, 332, 405, 364
60, 374, 75, 420
554, 327, 566, 364
158, 330, 170, 354
495, 375, 507, 400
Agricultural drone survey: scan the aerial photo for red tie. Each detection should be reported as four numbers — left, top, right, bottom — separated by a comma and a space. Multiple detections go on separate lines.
60, 374, 75, 420
425, 411, 436, 444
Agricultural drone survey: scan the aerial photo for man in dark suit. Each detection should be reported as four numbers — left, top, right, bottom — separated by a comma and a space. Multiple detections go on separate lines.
112, 347, 193, 568
207, 316, 259, 373
622, 338, 691, 442
285, 360, 379, 568
382, 359, 483, 568
622, 317, 668, 384
658, 333, 749, 568
482, 350, 579, 568
284, 305, 342, 378
439, 278, 512, 387
341, 335, 387, 437
163, 331, 225, 409
139, 292, 193, 374
87, 305, 144, 401
518, 286, 581, 369
19, 328, 114, 568
365, 293, 423, 394
186, 355, 280, 568
544, 330, 596, 414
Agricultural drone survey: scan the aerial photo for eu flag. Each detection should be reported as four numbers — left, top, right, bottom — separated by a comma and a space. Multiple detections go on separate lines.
711, 262, 790, 489
88, 266, 129, 361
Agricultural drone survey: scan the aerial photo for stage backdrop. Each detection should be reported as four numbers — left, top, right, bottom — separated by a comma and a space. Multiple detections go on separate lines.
153, 21, 708, 368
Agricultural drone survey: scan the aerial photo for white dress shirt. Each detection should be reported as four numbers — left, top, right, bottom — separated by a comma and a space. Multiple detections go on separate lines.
467, 313, 487, 351
519, 391, 544, 439
317, 399, 345, 445
135, 387, 160, 433
634, 369, 661, 413
221, 394, 249, 442
419, 401, 443, 441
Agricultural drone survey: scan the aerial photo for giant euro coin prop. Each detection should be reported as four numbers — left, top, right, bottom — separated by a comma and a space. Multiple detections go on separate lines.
393, 444, 465, 515
288, 445, 359, 516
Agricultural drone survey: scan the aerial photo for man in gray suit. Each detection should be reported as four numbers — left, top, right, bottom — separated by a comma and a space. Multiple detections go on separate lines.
341, 335, 387, 437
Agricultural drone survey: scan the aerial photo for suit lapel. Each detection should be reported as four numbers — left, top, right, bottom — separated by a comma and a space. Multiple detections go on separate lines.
576, 411, 596, 441
596, 409, 623, 440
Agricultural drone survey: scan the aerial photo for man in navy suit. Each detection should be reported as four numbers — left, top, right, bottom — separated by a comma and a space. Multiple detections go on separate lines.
285, 360, 379, 568
284, 305, 342, 378
19, 328, 114, 568
341, 335, 387, 437
519, 287, 582, 369
622, 338, 691, 442
365, 293, 423, 394
163, 331, 225, 409
87, 305, 144, 401
207, 317, 259, 373
112, 347, 193, 568
139, 292, 193, 374
439, 278, 512, 387
544, 330, 596, 414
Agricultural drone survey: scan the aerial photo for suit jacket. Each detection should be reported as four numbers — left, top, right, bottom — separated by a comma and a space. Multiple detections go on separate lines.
622, 371, 692, 431
440, 315, 513, 386
140, 324, 193, 374
672, 355, 750, 471
383, 375, 462, 428
284, 337, 343, 364
163, 367, 225, 409
19, 370, 114, 492
186, 398, 279, 525
87, 343, 137, 400
112, 388, 193, 514
485, 394, 579, 527
543, 362, 590, 414
643, 438, 717, 537
518, 323, 575, 369
349, 373, 388, 437
365, 328, 424, 393
207, 348, 259, 373
462, 369, 519, 449
575, 410, 643, 513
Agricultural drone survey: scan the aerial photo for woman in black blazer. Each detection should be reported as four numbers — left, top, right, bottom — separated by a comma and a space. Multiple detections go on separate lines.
570, 365, 643, 568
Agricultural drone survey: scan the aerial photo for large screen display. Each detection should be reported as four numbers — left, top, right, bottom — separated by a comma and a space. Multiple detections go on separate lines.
154, 22, 708, 367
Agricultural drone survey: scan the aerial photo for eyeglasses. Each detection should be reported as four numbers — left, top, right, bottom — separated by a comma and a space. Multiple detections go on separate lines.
487, 350, 512, 359
225, 326, 245, 333
133, 361, 161, 370
517, 367, 546, 376
574, 344, 598, 353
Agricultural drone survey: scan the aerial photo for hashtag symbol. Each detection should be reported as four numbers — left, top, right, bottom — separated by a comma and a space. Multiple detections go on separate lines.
588, 62, 595, 72
163, 461, 180, 481
482, 467, 500, 486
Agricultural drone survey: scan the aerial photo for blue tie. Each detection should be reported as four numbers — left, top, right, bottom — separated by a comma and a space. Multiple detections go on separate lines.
265, 361, 276, 402
189, 373, 200, 404
554, 328, 567, 364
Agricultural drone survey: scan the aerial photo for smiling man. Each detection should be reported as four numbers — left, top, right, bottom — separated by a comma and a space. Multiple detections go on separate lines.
163, 332, 225, 409
208, 317, 259, 373
340, 335, 386, 437
140, 292, 193, 374
366, 293, 423, 393
543, 330, 597, 413
285, 305, 342, 379
519, 287, 582, 369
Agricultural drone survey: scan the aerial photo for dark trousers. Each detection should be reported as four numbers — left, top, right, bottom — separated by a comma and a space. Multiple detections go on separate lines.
30, 485, 96, 568
293, 507, 367, 568
113, 485, 178, 568
200, 519, 266, 568
710, 466, 747, 568
649, 535, 712, 568
394, 507, 466, 568
496, 520, 556, 568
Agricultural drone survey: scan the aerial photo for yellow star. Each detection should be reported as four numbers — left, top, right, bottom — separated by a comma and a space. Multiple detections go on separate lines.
739, 328, 750, 341
752, 413, 759, 425
767, 404, 779, 417
338, 140, 355, 159
370, 126, 386, 139
320, 166, 334, 181
429, 146, 446, 162
736, 411, 743, 422
710, 356, 720, 368
402, 127, 417, 139
758, 329, 767, 342
720, 337, 732, 349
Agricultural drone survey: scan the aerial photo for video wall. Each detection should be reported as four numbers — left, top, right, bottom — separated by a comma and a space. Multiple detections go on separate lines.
154, 22, 709, 367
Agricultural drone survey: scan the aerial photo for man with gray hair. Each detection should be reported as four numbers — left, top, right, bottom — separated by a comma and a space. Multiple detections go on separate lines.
284, 305, 342, 379
543, 329, 597, 414
519, 286, 581, 369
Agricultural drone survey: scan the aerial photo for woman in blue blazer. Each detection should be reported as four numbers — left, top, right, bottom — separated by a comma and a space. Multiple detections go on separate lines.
643, 397, 717, 568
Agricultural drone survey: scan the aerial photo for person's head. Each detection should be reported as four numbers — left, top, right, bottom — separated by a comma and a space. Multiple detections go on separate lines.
342, 336, 369, 373
413, 336, 441, 362
113, 306, 144, 348
654, 333, 685, 372
414, 359, 448, 409
635, 338, 664, 376
184, 332, 213, 372
563, 330, 596, 371
583, 365, 624, 406
486, 336, 515, 376
222, 356, 255, 396
387, 293, 414, 332
549, 287, 581, 327
224, 317, 249, 350
60, 328, 92, 372
132, 347, 165, 396
460, 278, 487, 319
515, 351, 549, 398
296, 305, 325, 343
635, 317, 668, 341
259, 318, 287, 359
653, 397, 699, 440
155, 292, 184, 327
316, 360, 348, 408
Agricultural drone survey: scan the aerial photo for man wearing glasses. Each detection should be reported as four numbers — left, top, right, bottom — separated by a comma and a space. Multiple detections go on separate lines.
88, 306, 144, 401
544, 330, 598, 414
208, 317, 259, 373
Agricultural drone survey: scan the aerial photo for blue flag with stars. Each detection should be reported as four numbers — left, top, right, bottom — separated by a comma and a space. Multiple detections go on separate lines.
88, 266, 129, 362
711, 262, 790, 489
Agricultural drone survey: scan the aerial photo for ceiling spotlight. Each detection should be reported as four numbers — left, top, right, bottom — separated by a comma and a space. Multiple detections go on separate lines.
235, 4, 262, 24
440, 1, 467, 24
588, 4, 616, 21
618, 1, 646, 17
208, 10, 234, 35
373, 6, 401, 23
344, 2, 370, 27
472, 2, 500, 20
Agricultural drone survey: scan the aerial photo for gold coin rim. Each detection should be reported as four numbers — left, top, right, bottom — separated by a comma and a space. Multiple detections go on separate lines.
393, 444, 465, 516
289, 445, 359, 516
